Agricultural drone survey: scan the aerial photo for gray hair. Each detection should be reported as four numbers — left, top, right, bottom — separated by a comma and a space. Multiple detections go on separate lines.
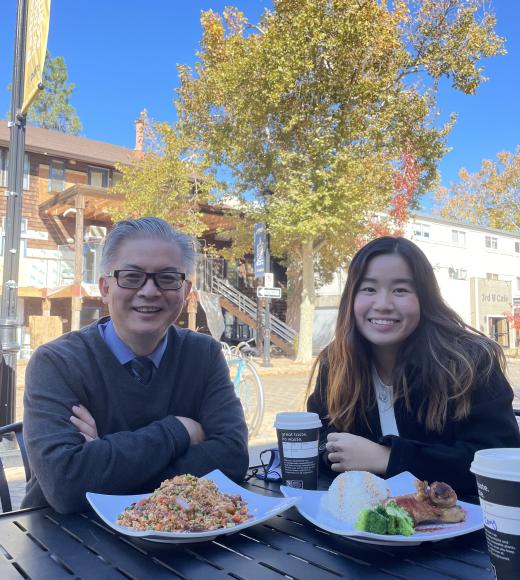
100, 217, 198, 277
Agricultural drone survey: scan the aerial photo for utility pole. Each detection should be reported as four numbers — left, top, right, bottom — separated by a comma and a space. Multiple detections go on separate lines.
0, 0, 29, 426
262, 227, 272, 367
260, 189, 274, 368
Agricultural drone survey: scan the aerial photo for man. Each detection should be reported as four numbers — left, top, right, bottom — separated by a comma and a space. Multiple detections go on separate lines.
22, 217, 249, 513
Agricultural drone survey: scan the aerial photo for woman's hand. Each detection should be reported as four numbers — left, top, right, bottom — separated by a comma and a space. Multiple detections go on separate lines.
326, 432, 390, 475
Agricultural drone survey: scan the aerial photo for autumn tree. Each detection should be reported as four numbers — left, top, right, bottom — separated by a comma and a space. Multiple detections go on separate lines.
363, 152, 421, 240
110, 111, 217, 238
26, 52, 82, 134
175, 0, 504, 361
435, 147, 520, 230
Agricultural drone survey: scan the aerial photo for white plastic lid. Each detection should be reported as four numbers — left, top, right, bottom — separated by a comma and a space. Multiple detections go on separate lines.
274, 412, 322, 430
470, 448, 520, 482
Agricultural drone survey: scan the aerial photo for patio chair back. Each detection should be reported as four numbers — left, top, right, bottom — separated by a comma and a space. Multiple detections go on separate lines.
0, 422, 31, 513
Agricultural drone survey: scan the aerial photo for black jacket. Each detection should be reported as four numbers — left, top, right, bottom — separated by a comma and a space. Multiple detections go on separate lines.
307, 361, 520, 495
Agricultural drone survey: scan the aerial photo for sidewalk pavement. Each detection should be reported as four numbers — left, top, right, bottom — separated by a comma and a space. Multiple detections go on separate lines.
247, 355, 315, 377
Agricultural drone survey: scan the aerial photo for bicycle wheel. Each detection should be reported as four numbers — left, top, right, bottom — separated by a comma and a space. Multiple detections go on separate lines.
233, 360, 265, 439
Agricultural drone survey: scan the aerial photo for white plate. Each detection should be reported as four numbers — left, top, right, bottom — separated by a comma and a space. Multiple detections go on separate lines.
281, 471, 483, 546
87, 469, 298, 543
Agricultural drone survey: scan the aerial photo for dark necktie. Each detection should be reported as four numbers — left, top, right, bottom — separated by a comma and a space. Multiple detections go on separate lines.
127, 356, 154, 385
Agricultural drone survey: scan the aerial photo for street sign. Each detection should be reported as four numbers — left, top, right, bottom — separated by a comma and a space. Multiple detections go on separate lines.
264, 272, 274, 288
257, 286, 282, 299
253, 223, 266, 278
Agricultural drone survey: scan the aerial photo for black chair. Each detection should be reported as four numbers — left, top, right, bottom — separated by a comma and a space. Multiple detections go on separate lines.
0, 422, 31, 512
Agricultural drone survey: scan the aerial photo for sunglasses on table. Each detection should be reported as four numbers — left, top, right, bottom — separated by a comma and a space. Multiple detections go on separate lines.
108, 270, 186, 290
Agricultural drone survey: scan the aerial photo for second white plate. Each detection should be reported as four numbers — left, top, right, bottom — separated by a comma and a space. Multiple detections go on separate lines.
281, 471, 483, 545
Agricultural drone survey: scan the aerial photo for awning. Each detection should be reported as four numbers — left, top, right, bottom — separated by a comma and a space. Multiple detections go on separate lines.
45, 283, 101, 299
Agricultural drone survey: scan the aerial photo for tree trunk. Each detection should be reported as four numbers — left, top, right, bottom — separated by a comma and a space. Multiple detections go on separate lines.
286, 253, 302, 332
295, 240, 315, 362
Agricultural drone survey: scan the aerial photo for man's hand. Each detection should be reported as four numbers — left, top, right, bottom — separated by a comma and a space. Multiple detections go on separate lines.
326, 432, 390, 475
176, 416, 206, 446
70, 404, 98, 442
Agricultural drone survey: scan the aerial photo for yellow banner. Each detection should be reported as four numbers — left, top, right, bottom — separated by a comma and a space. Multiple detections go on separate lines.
22, 0, 51, 114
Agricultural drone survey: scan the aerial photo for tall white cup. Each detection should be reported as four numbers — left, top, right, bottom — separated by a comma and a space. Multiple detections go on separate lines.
470, 448, 520, 580
274, 412, 322, 490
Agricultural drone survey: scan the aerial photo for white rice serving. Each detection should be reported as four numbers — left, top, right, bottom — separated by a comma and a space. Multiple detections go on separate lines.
320, 471, 390, 526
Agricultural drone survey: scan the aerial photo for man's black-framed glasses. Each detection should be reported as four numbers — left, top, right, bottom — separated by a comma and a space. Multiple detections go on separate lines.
109, 270, 186, 290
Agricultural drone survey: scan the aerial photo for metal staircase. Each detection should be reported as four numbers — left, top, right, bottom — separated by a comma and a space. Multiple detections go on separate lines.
198, 257, 296, 355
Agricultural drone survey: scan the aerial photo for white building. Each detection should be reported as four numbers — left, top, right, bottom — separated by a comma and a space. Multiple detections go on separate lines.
314, 214, 520, 352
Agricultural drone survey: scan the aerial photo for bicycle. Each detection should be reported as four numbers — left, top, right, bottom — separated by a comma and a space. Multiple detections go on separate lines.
221, 341, 265, 438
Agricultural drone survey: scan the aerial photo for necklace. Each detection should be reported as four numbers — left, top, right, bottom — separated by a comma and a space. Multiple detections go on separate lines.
377, 384, 391, 403
373, 369, 392, 403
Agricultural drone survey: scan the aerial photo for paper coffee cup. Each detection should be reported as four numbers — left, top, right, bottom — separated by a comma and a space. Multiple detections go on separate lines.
471, 448, 520, 580
274, 412, 322, 490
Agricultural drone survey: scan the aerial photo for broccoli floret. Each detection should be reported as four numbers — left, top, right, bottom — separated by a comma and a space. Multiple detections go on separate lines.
355, 502, 415, 536
385, 501, 415, 536
355, 508, 388, 534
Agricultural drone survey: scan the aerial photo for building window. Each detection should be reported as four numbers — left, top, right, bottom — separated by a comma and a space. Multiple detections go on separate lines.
485, 236, 498, 249
111, 170, 122, 187
88, 166, 109, 188
515, 241, 520, 253
452, 229, 466, 245
486, 273, 499, 280
448, 267, 467, 280
414, 223, 430, 238
1, 151, 30, 189
1, 217, 28, 257
49, 160, 66, 192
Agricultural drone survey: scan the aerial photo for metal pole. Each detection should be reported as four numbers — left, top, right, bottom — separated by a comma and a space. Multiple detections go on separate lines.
0, 0, 29, 426
71, 194, 85, 331
262, 229, 272, 367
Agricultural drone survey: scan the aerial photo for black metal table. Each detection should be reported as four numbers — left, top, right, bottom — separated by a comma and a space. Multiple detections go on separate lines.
0, 475, 492, 579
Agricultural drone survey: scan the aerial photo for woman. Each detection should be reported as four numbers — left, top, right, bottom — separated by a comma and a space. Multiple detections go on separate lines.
307, 236, 520, 494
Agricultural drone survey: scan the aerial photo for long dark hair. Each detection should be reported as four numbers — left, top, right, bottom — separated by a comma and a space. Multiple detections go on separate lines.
311, 236, 504, 432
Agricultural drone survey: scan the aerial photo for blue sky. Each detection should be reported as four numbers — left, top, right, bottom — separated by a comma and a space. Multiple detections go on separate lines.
1, 0, 518, 210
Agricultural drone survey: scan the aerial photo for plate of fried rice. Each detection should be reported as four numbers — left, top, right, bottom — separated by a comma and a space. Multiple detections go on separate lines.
86, 470, 298, 543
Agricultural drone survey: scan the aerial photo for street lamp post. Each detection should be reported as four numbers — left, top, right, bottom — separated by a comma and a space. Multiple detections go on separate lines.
261, 189, 274, 368
262, 226, 272, 367
0, 0, 29, 426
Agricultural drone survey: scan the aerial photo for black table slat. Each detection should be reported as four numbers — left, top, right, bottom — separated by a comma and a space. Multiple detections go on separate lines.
225, 532, 334, 580
17, 509, 130, 580
233, 523, 361, 579
133, 542, 236, 580
48, 511, 184, 579
0, 517, 73, 579
188, 534, 325, 580
53, 511, 243, 579
430, 540, 491, 569
0, 551, 29, 580
401, 551, 491, 580
239, 523, 397, 579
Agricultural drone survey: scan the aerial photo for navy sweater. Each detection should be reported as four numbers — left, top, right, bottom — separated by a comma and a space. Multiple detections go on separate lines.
22, 320, 249, 513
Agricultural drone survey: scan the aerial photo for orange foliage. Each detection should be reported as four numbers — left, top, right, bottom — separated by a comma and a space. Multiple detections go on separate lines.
360, 151, 420, 245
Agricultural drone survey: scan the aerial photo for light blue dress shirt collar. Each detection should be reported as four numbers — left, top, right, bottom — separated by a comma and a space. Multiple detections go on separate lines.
98, 319, 168, 368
